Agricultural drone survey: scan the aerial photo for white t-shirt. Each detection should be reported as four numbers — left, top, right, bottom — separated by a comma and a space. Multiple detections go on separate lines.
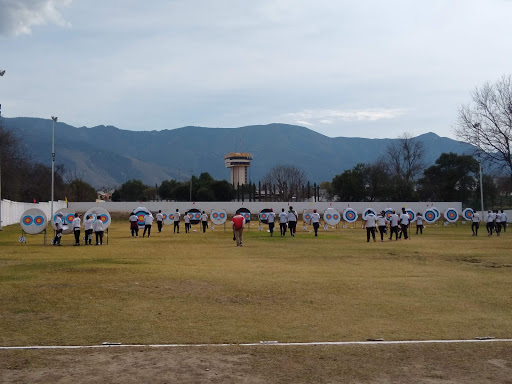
365, 213, 376, 228
501, 212, 507, 222
279, 212, 288, 223
201, 213, 208, 222
377, 215, 387, 226
472, 212, 480, 222
496, 213, 502, 222
311, 212, 320, 223
156, 213, 163, 221
287, 210, 297, 222
416, 215, 424, 225
72, 217, 81, 230
174, 212, 180, 222
129, 214, 138, 222
84, 218, 94, 231
93, 220, 104, 232
184, 214, 190, 224
400, 213, 410, 225
145, 214, 154, 225
267, 212, 276, 223
390, 214, 399, 227
486, 212, 495, 223
55, 216, 63, 230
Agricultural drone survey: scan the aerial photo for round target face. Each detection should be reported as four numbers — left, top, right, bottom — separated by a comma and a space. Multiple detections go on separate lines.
51, 209, 75, 234
406, 209, 416, 222
210, 210, 228, 225
462, 208, 474, 220
260, 213, 268, 220
362, 208, 376, 220
243, 213, 251, 220
84, 207, 112, 230
423, 209, 437, 223
384, 208, 393, 221
343, 209, 358, 223
444, 208, 459, 223
324, 208, 341, 226
20, 208, 48, 235
162, 214, 168, 220
432, 207, 440, 219
304, 213, 312, 221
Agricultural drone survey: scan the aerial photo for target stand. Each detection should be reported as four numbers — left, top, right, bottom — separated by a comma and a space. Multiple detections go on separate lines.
20, 208, 49, 245
19, 228, 47, 245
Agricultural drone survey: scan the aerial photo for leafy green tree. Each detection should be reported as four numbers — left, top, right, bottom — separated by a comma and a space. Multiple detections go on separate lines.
158, 179, 179, 200
66, 179, 97, 202
118, 179, 147, 201
331, 163, 366, 201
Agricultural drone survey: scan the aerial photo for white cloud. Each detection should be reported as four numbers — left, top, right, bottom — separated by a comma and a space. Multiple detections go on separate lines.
283, 108, 407, 127
0, 0, 71, 36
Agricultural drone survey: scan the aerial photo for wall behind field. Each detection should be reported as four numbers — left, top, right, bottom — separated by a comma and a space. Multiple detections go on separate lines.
0, 200, 67, 227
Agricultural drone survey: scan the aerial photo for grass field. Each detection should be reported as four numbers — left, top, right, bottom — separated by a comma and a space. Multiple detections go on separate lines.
1, 220, 511, 382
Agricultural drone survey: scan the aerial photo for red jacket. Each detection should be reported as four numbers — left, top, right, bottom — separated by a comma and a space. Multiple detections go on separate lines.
231, 215, 245, 230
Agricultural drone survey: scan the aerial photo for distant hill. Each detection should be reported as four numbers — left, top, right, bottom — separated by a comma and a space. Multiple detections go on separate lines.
4, 117, 473, 188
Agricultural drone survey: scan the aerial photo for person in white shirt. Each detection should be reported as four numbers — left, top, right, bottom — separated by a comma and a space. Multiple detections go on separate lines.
311, 209, 321, 237
486, 210, 495, 236
495, 211, 502, 236
471, 210, 480, 236
500, 210, 507, 232
53, 213, 63, 246
156, 210, 164, 233
287, 206, 298, 237
415, 213, 424, 235
201, 211, 208, 233
83, 214, 94, 245
389, 211, 400, 241
184, 211, 190, 233
267, 208, 276, 237
173, 209, 180, 234
94, 217, 104, 245
129, 212, 139, 237
399, 208, 410, 240
364, 212, 377, 242
279, 208, 288, 236
376, 211, 387, 242
71, 213, 81, 246
143, 212, 154, 238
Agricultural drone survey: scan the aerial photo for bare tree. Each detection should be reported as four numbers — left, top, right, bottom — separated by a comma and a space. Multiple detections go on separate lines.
386, 133, 425, 184
455, 75, 512, 178
263, 164, 307, 202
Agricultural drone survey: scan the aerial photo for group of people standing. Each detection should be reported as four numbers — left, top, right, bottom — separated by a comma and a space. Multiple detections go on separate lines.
129, 209, 210, 238
363, 208, 423, 242
480, 210, 508, 236
52, 212, 105, 246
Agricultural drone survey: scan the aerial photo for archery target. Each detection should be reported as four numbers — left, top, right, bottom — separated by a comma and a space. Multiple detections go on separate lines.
324, 208, 341, 226
52, 209, 75, 234
342, 208, 358, 223
259, 208, 271, 224
20, 208, 48, 235
362, 208, 376, 220
164, 212, 175, 225
210, 210, 227, 225
236, 208, 251, 223
423, 209, 437, 223
303, 212, 312, 224
462, 208, 474, 221
187, 208, 201, 224
84, 207, 112, 229
133, 207, 151, 229
432, 207, 440, 219
444, 208, 459, 223
406, 209, 416, 222
384, 208, 393, 221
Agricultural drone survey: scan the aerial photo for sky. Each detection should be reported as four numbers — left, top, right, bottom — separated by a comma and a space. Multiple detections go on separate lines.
1, 0, 511, 139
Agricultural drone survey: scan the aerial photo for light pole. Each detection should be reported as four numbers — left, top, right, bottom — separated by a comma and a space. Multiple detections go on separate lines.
51, 116, 58, 220
0, 69, 5, 230
473, 123, 485, 216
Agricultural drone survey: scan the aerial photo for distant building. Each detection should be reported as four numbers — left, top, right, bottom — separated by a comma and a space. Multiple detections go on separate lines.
225, 152, 253, 186
97, 190, 113, 202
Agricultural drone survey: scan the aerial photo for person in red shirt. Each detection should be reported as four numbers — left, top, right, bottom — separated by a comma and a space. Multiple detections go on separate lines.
231, 213, 246, 247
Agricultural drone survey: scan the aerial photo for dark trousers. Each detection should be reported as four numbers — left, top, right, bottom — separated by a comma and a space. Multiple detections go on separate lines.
366, 227, 376, 242
288, 221, 296, 236
401, 224, 409, 239
378, 225, 386, 241
416, 225, 423, 234
74, 229, 80, 245
268, 222, 275, 236
185, 223, 190, 233
280, 223, 287, 236
389, 226, 399, 240
202, 221, 208, 233
486, 222, 494, 235
157, 221, 163, 232
143, 224, 151, 237
502, 221, 507, 232
130, 223, 138, 237
313, 222, 319, 236
95, 231, 104, 244
472, 222, 479, 235
54, 229, 62, 245
174, 221, 180, 233
85, 229, 93, 244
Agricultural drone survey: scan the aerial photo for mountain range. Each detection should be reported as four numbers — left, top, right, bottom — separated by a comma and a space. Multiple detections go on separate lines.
3, 117, 473, 188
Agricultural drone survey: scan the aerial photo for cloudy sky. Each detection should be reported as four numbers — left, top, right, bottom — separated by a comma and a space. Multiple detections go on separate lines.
1, 0, 511, 139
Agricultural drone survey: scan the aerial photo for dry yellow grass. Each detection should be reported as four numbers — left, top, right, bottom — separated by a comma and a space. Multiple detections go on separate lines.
1, 220, 511, 347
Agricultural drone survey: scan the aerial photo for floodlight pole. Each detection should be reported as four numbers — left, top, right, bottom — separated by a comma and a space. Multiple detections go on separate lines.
0, 70, 5, 230
51, 116, 58, 220
473, 123, 485, 216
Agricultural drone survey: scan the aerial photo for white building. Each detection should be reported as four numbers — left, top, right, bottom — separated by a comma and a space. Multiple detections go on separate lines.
224, 152, 252, 186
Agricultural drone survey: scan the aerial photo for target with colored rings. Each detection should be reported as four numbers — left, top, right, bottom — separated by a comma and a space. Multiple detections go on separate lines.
132, 207, 151, 229
423, 209, 437, 223
444, 208, 459, 223
304, 213, 312, 221
65, 214, 75, 224
362, 208, 376, 220
23, 216, 33, 225
462, 208, 474, 220
324, 208, 341, 226
20, 209, 48, 235
210, 210, 227, 225
243, 213, 251, 220
343, 209, 358, 223
384, 208, 393, 221
84, 207, 112, 229
406, 209, 416, 222
52, 209, 75, 234
34, 216, 44, 225
432, 207, 440, 219
260, 213, 268, 220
